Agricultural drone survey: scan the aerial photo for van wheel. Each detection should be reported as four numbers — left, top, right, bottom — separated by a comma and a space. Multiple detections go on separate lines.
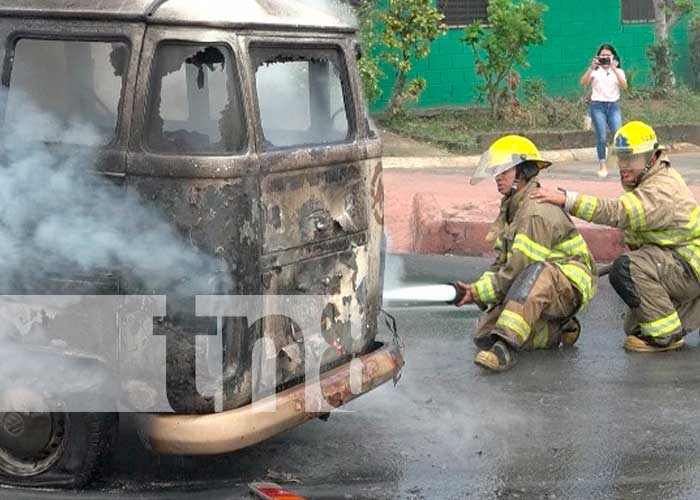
0, 411, 118, 488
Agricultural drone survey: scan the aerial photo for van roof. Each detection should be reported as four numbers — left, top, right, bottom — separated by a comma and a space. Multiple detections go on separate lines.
0, 0, 357, 32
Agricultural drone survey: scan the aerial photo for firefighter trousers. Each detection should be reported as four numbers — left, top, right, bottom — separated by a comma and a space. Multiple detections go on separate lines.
609, 245, 700, 345
474, 262, 581, 351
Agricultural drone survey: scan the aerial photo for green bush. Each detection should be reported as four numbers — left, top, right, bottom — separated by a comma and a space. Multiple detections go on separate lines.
690, 15, 700, 92
517, 79, 586, 129
463, 0, 547, 120
380, 0, 447, 117
355, 0, 384, 104
647, 0, 695, 97
647, 40, 677, 96
522, 79, 546, 106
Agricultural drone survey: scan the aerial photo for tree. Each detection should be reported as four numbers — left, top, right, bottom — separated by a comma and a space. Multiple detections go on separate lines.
647, 0, 695, 96
355, 0, 384, 103
463, 0, 547, 119
381, 0, 447, 116
689, 13, 700, 91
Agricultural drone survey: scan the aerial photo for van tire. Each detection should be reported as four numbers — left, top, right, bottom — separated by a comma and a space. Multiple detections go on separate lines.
0, 411, 118, 488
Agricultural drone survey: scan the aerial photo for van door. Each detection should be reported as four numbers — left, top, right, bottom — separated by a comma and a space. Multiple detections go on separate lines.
245, 33, 383, 389
126, 26, 261, 412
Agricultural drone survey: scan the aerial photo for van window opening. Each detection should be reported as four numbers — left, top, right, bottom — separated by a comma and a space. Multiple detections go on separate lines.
253, 49, 351, 149
4, 39, 129, 146
146, 43, 246, 155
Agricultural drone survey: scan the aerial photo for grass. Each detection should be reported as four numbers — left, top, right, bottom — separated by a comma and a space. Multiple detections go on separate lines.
378, 86, 700, 154
624, 87, 700, 125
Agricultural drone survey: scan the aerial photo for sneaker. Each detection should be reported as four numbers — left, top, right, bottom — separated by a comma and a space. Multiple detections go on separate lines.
474, 340, 514, 372
597, 160, 609, 178
623, 335, 685, 352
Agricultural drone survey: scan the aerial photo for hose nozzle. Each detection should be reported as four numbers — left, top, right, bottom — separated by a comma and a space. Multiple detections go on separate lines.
447, 282, 466, 306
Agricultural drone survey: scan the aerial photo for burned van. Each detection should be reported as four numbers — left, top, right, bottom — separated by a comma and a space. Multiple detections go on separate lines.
0, 0, 403, 488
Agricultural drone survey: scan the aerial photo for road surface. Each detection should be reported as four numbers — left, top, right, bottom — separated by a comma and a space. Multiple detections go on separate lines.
4, 255, 700, 500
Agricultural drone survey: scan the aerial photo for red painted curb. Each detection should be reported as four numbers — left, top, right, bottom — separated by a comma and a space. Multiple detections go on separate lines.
411, 193, 447, 254
411, 193, 627, 262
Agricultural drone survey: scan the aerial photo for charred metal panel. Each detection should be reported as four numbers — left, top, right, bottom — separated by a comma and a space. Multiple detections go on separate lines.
255, 135, 383, 395
257, 139, 382, 174
363, 157, 384, 344
151, 0, 357, 32
261, 232, 367, 270
261, 244, 372, 387
124, 177, 260, 294
123, 176, 261, 413
42, 272, 121, 295
261, 163, 369, 254
0, 0, 357, 33
0, 0, 150, 19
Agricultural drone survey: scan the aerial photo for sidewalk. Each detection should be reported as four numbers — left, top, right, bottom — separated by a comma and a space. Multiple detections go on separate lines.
381, 128, 700, 170
382, 131, 700, 261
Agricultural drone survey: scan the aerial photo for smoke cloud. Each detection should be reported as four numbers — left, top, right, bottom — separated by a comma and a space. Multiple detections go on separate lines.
383, 236, 406, 294
0, 90, 230, 296
294, 0, 358, 25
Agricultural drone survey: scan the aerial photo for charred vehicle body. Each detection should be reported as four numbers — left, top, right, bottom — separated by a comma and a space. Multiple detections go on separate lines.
0, 0, 403, 487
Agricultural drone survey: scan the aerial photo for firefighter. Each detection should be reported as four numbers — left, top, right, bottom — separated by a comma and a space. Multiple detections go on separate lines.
531, 121, 700, 352
455, 135, 597, 372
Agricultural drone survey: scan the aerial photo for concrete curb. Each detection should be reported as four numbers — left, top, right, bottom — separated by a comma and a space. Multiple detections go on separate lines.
383, 143, 700, 170
411, 193, 627, 262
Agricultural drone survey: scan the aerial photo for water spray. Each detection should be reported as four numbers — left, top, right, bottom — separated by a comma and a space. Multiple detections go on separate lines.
383, 283, 466, 306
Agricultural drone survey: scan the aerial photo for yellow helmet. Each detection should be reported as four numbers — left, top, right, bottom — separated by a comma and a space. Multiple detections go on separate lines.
611, 121, 661, 157
471, 135, 551, 185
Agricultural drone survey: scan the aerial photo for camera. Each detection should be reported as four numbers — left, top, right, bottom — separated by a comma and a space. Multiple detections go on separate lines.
597, 56, 612, 66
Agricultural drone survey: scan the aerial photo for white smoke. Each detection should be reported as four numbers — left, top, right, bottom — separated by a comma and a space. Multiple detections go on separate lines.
0, 90, 230, 295
294, 0, 358, 25
381, 231, 407, 303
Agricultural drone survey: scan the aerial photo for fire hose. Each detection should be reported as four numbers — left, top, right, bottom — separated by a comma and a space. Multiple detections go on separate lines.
384, 263, 613, 308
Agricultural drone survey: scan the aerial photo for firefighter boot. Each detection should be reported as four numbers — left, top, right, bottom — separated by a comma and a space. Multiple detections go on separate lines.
474, 340, 514, 372
560, 317, 581, 347
623, 334, 685, 353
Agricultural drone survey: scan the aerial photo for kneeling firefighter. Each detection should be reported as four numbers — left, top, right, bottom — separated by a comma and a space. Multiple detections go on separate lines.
532, 121, 700, 352
455, 135, 597, 372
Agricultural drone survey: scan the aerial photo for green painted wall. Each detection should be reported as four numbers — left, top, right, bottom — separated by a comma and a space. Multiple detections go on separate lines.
373, 0, 695, 110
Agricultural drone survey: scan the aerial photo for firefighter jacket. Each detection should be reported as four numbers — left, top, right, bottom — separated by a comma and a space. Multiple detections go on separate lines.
567, 156, 700, 279
472, 179, 597, 308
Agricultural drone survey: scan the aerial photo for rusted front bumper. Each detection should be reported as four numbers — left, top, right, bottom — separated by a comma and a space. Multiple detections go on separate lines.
135, 341, 404, 455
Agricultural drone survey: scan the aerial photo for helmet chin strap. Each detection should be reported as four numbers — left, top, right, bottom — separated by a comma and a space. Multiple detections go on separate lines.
509, 157, 528, 194
633, 149, 660, 188
511, 168, 528, 193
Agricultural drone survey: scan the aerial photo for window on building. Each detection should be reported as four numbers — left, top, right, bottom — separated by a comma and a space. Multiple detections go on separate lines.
146, 43, 246, 155
437, 0, 488, 26
621, 0, 655, 23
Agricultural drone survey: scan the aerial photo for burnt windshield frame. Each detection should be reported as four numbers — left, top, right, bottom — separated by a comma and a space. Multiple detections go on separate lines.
250, 44, 357, 151
1, 33, 132, 148
143, 40, 247, 157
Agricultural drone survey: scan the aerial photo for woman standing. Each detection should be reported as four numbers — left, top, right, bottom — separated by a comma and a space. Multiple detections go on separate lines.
580, 44, 628, 178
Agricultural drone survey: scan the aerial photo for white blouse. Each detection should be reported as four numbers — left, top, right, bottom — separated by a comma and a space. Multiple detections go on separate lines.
590, 67, 626, 103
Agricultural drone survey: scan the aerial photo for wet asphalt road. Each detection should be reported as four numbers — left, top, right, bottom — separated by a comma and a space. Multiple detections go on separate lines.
6, 254, 700, 500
